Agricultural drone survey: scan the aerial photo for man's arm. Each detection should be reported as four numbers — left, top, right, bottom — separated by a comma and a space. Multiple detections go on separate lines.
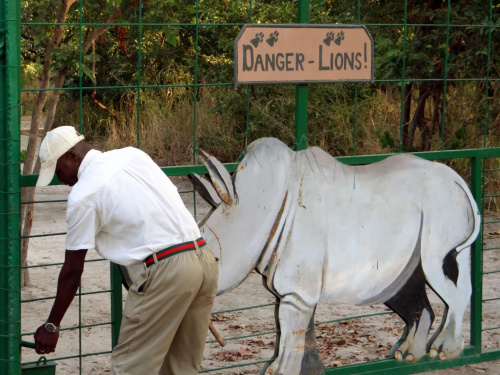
34, 249, 88, 355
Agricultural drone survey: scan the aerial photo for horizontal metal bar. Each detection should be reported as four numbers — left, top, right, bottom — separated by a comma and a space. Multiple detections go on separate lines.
199, 359, 271, 373
22, 321, 113, 337
21, 199, 68, 204
484, 220, 500, 225
19, 77, 500, 94
483, 270, 500, 275
21, 82, 234, 93
21, 164, 238, 187
21, 22, 247, 27
482, 326, 500, 332
20, 232, 65, 239
20, 150, 500, 188
324, 348, 500, 374
20, 340, 35, 349
21, 289, 111, 303
22, 257, 106, 270
315, 311, 393, 326
212, 302, 277, 315
20, 21, 500, 29
483, 247, 500, 251
21, 350, 113, 366
338, 148, 500, 165
207, 330, 276, 344
483, 297, 500, 302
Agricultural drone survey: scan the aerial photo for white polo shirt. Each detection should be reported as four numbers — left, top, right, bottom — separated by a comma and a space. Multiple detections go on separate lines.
65, 147, 201, 266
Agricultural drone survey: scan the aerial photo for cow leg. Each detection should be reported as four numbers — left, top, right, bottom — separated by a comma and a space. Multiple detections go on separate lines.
423, 247, 472, 360
262, 293, 325, 375
384, 262, 434, 362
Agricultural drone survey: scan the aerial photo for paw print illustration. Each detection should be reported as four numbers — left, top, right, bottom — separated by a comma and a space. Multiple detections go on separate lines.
250, 32, 264, 48
334, 31, 345, 46
323, 31, 335, 46
266, 31, 279, 47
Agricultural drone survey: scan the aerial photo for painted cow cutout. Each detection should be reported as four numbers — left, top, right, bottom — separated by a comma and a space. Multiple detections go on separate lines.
191, 138, 480, 375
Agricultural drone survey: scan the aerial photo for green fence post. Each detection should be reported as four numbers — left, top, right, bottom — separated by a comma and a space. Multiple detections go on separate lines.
294, 0, 309, 151
0, 0, 21, 372
470, 156, 483, 352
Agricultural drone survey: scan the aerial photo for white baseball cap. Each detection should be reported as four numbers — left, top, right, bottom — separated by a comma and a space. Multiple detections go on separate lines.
37, 126, 85, 186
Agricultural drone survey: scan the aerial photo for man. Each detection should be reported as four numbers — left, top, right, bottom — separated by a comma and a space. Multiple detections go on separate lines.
34, 126, 219, 374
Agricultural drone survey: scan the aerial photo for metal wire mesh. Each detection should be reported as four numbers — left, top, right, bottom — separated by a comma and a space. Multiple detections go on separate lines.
1, 0, 499, 373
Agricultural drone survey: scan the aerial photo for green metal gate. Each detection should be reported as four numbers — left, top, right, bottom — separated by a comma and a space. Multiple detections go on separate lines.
2, 0, 500, 374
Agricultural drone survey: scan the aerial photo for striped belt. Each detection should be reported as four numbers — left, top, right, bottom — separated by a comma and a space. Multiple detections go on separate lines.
144, 237, 206, 268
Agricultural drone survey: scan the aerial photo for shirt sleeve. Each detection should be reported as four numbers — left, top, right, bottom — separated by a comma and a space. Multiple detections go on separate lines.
66, 204, 101, 250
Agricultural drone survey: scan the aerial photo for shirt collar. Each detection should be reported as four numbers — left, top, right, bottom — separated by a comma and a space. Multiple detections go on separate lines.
78, 149, 102, 180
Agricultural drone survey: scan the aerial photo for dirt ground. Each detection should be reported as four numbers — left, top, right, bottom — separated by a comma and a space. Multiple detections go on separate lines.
19, 130, 500, 374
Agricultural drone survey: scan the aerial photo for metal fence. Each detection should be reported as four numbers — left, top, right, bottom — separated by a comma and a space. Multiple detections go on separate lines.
2, 0, 500, 374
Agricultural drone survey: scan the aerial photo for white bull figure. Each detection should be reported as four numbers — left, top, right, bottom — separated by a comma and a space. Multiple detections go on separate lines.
190, 138, 480, 375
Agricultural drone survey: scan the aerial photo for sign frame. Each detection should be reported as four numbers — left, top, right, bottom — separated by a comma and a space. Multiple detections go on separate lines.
234, 24, 374, 89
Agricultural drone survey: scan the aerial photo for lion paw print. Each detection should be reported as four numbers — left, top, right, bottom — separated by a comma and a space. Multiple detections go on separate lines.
334, 31, 345, 46
266, 31, 279, 47
323, 31, 335, 46
250, 32, 264, 48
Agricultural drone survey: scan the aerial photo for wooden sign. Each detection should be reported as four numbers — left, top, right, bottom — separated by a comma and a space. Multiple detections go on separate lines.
234, 24, 374, 88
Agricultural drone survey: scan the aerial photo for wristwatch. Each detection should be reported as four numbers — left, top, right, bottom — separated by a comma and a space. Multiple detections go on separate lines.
44, 322, 60, 333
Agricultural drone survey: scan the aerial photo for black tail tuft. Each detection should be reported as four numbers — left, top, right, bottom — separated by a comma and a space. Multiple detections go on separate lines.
442, 249, 459, 286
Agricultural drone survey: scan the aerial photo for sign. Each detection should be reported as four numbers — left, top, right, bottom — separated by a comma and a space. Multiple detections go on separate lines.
234, 24, 374, 88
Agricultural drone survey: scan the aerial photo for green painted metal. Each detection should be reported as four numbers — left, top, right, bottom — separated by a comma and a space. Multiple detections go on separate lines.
440, 0, 452, 149
470, 156, 484, 351
397, 0, 409, 153
294, 0, 310, 151
5, 0, 500, 373
21, 356, 57, 375
0, 0, 21, 373
324, 349, 500, 375
483, 0, 494, 148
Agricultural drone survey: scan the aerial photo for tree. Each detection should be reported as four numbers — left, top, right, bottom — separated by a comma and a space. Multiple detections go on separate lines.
20, 0, 153, 286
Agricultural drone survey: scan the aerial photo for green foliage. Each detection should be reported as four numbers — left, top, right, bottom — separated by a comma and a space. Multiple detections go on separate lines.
20, 0, 500, 163
20, 149, 27, 163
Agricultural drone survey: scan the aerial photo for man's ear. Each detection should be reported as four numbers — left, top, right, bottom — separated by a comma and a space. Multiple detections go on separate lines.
66, 149, 80, 162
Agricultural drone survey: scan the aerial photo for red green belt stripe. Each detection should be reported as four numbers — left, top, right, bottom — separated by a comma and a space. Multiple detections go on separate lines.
144, 237, 206, 267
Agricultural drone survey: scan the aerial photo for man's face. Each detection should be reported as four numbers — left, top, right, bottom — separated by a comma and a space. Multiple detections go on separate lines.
55, 152, 79, 186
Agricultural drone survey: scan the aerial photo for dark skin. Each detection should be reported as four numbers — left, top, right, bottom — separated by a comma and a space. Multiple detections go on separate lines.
34, 141, 92, 355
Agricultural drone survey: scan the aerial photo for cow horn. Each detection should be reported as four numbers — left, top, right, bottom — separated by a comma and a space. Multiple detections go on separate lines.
197, 149, 236, 206
188, 174, 222, 208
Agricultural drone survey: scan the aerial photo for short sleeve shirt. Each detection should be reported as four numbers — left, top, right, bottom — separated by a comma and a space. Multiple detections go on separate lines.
65, 148, 201, 266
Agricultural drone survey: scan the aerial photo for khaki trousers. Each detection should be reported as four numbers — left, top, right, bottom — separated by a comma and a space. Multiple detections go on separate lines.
111, 245, 219, 375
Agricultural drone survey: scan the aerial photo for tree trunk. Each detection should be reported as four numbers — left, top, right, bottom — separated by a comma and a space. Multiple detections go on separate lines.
20, 0, 76, 286
21, 69, 68, 286
407, 84, 431, 150
401, 83, 413, 148
20, 0, 143, 286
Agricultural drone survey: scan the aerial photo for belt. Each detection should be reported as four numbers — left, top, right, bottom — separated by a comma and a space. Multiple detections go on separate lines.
144, 237, 206, 268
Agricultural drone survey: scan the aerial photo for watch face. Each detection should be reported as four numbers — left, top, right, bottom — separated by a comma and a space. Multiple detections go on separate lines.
45, 323, 57, 332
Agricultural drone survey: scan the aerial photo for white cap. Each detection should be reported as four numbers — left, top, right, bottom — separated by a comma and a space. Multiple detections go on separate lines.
37, 126, 85, 186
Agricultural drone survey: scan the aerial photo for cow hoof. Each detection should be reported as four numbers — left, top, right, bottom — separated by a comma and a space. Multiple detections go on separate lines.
439, 351, 447, 360
405, 354, 415, 362
429, 348, 439, 359
395, 350, 404, 361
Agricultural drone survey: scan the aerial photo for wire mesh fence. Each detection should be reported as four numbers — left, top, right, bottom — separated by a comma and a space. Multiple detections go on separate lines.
1, 0, 500, 374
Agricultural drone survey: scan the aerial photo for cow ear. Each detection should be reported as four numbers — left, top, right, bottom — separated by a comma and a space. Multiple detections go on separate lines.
188, 174, 222, 208
196, 149, 236, 206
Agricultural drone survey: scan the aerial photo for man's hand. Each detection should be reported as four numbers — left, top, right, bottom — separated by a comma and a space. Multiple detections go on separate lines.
33, 250, 87, 355
34, 324, 59, 355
